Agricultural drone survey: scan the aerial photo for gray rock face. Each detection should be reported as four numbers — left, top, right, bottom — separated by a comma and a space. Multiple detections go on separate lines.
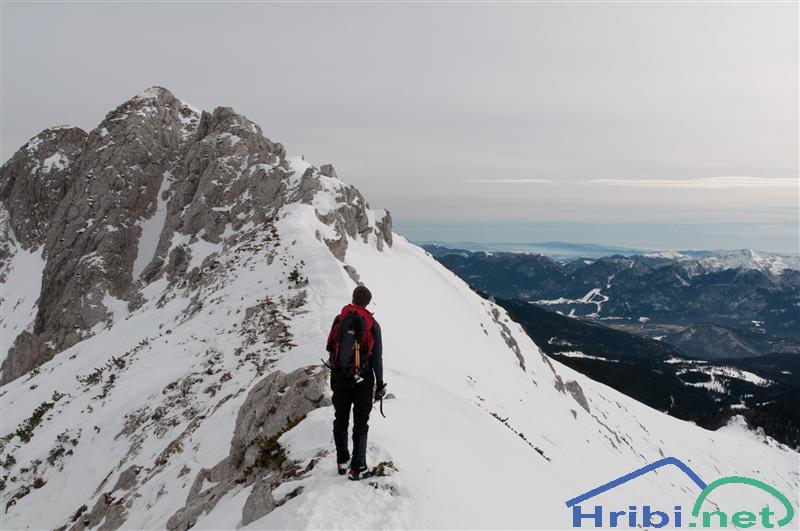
490, 307, 526, 371
1, 87, 201, 384
0, 126, 87, 249
163, 105, 285, 254
375, 210, 393, 250
66, 465, 141, 531
319, 163, 337, 179
1, 332, 45, 387
564, 380, 590, 413
0, 87, 393, 383
166, 365, 329, 531
313, 183, 380, 260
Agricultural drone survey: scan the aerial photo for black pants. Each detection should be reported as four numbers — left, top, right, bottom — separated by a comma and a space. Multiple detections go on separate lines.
332, 379, 373, 468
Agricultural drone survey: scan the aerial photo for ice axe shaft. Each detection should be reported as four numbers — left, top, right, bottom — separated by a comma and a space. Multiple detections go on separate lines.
373, 395, 386, 418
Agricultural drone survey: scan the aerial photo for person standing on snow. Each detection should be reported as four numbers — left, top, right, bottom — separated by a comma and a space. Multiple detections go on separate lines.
325, 285, 386, 480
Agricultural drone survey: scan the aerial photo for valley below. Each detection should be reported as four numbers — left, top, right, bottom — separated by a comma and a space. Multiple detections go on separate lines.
426, 245, 800, 449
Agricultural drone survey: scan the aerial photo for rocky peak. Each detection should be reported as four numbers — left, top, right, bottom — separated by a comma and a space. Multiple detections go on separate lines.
0, 87, 391, 384
198, 106, 261, 139
133, 85, 176, 100
0, 90, 205, 383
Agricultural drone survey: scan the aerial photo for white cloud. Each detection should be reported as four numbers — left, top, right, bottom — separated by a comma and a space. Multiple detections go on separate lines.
465, 179, 551, 184
587, 177, 798, 189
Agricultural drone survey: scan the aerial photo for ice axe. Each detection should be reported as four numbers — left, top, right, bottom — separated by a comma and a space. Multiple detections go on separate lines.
374, 381, 387, 418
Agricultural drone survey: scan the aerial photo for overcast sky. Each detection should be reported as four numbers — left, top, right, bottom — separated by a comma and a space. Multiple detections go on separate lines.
2, 2, 798, 251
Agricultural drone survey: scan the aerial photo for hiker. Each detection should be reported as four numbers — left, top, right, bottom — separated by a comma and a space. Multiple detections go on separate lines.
326, 285, 386, 480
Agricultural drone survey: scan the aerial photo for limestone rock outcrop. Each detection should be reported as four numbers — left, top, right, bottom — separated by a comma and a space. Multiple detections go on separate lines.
0, 87, 392, 384
166, 366, 329, 531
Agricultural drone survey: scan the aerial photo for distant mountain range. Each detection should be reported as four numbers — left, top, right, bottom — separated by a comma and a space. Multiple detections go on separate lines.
423, 245, 800, 345
426, 245, 800, 446
421, 240, 800, 261
422, 241, 650, 259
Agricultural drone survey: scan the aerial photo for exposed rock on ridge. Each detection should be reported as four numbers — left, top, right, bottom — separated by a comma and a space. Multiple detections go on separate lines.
165, 366, 329, 531
0, 126, 87, 249
0, 87, 392, 384
2, 87, 201, 383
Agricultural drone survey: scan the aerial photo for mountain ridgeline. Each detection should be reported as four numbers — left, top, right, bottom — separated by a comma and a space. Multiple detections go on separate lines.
0, 87, 390, 384
0, 89, 797, 529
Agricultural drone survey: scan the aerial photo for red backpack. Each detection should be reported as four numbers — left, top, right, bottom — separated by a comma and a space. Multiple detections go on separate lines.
326, 304, 375, 378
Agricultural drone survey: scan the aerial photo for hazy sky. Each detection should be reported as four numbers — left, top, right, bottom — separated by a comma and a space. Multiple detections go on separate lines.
2, 2, 798, 251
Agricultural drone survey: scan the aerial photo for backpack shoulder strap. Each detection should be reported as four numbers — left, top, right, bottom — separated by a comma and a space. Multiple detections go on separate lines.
351, 307, 375, 357
326, 315, 341, 354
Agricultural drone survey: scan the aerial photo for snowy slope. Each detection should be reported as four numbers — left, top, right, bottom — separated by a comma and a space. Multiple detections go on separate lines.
3, 208, 797, 529
249, 235, 799, 529
0, 216, 46, 367
1, 92, 798, 530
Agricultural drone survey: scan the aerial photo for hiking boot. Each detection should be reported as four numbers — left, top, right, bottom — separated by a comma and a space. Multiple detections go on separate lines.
337, 462, 348, 476
347, 464, 368, 481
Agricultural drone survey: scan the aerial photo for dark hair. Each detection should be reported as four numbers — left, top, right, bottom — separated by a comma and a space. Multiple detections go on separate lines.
352, 285, 372, 307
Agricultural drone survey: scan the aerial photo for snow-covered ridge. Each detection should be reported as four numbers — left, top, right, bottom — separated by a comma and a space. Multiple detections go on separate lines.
1, 88, 797, 529
0, 87, 391, 385
644, 248, 800, 275
697, 249, 800, 275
